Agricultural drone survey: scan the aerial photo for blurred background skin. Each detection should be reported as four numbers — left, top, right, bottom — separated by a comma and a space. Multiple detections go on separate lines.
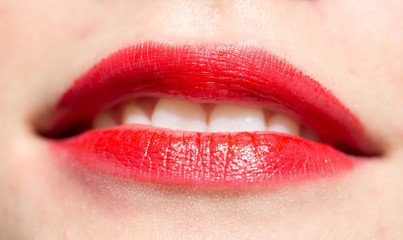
0, 0, 402, 239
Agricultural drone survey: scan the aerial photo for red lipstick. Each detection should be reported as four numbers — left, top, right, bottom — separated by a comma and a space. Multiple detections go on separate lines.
42, 41, 379, 186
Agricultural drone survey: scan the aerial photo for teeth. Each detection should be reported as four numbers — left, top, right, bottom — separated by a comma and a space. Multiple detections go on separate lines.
122, 101, 151, 125
93, 98, 319, 141
267, 113, 300, 136
151, 98, 207, 131
92, 111, 117, 129
209, 104, 266, 132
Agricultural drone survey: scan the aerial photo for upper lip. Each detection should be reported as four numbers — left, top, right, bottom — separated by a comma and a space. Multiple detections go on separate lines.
40, 41, 380, 186
42, 41, 378, 156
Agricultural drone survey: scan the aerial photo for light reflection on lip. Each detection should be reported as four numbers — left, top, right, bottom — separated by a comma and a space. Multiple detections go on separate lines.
42, 41, 380, 187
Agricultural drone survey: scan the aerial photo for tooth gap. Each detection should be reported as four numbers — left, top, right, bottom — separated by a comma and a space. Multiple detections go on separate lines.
202, 103, 215, 125
264, 109, 273, 126
135, 97, 158, 119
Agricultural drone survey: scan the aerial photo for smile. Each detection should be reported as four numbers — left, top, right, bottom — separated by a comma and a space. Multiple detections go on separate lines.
40, 41, 380, 187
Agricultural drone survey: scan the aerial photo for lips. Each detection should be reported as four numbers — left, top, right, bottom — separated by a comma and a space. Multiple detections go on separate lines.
41, 41, 379, 186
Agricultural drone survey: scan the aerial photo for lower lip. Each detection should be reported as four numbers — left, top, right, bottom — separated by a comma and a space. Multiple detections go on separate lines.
50, 124, 355, 186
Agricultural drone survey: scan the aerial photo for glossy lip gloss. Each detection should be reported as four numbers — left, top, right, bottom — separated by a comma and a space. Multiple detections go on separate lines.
42, 41, 379, 187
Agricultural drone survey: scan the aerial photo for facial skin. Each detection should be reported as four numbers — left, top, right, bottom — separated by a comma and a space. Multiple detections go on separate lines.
0, 0, 402, 239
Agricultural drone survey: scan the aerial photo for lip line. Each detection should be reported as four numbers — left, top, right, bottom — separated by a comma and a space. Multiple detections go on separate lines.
41, 41, 378, 156
40, 41, 381, 186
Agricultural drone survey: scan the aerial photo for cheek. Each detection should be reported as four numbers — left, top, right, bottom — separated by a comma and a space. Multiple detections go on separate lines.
313, 1, 403, 70
0, 1, 105, 63
295, 0, 403, 148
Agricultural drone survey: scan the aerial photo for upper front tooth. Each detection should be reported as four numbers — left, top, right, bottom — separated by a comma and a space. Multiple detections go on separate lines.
267, 113, 300, 136
151, 98, 207, 131
122, 101, 151, 125
209, 104, 266, 132
92, 111, 117, 129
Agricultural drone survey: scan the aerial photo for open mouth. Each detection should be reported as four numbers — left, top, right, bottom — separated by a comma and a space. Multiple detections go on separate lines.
38, 41, 380, 187
92, 97, 319, 140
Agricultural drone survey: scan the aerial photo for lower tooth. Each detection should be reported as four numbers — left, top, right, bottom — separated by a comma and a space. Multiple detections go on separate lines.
267, 113, 300, 136
92, 111, 117, 129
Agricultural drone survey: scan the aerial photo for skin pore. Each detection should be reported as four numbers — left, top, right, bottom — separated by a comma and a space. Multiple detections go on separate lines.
0, 0, 402, 239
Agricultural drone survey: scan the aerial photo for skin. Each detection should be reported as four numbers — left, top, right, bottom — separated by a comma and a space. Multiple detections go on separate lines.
0, 0, 402, 239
